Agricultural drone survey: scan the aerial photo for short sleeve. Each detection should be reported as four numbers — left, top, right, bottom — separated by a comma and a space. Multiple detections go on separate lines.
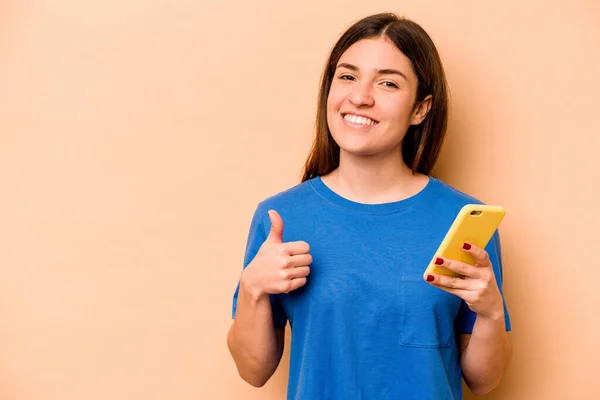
455, 230, 512, 333
231, 205, 288, 328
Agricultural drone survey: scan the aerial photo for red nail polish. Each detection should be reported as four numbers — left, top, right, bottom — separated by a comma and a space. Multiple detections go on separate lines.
435, 257, 443, 265
426, 275, 435, 282
462, 243, 472, 250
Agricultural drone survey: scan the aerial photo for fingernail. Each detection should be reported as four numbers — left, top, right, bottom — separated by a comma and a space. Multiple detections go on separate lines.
426, 275, 435, 282
462, 242, 472, 250
434, 257, 443, 265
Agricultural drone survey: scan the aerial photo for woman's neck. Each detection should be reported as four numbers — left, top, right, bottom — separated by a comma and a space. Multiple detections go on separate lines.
321, 150, 429, 204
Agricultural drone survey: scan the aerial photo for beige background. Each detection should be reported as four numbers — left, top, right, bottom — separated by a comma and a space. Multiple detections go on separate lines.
1, 0, 599, 399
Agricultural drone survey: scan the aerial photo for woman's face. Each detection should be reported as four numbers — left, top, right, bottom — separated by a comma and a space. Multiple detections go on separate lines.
326, 37, 430, 158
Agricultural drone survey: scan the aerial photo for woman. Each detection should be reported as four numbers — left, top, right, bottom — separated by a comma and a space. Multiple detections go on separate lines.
227, 12, 512, 400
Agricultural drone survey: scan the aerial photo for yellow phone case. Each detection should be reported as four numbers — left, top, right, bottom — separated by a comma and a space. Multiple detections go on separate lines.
424, 204, 506, 278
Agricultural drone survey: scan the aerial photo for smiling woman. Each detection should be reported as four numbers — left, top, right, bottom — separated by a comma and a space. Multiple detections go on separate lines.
227, 12, 512, 400
325, 37, 433, 166
304, 14, 449, 183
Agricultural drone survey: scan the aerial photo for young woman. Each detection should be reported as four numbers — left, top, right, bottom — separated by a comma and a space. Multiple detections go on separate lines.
227, 12, 512, 400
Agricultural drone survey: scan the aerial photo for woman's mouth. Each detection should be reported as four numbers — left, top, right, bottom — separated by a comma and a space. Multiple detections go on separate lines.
342, 113, 379, 127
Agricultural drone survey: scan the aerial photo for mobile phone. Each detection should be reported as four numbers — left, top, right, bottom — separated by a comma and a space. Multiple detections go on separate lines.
424, 204, 506, 278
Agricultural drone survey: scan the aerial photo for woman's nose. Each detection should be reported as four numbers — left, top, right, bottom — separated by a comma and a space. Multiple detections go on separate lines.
348, 84, 375, 107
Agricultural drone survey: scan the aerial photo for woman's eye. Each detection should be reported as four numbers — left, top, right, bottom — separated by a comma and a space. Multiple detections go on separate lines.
339, 75, 355, 81
382, 81, 399, 88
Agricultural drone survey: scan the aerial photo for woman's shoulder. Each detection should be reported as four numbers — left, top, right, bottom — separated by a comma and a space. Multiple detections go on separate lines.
254, 177, 319, 213
430, 176, 487, 207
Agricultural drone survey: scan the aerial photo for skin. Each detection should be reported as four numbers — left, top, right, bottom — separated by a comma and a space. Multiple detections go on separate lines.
227, 210, 310, 387
323, 37, 432, 205
425, 244, 513, 395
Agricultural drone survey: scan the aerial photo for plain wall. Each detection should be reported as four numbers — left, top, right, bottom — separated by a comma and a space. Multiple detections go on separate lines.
1, 0, 599, 399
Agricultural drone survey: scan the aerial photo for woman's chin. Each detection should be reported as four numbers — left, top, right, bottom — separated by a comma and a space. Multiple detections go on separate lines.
338, 145, 379, 158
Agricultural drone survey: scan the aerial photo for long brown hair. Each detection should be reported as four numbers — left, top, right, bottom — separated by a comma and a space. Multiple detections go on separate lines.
301, 13, 449, 182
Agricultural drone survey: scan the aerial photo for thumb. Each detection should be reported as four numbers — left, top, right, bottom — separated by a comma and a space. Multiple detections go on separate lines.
266, 210, 284, 243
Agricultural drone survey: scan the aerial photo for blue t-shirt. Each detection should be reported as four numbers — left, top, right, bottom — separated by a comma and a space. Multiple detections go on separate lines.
232, 176, 511, 400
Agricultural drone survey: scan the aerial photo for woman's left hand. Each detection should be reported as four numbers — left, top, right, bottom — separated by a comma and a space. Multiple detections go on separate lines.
424, 242, 504, 320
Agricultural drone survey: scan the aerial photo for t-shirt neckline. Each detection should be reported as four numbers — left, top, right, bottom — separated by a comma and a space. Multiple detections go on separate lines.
309, 175, 438, 215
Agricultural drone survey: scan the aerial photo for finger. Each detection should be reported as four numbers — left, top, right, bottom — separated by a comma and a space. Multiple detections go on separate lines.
427, 281, 470, 299
286, 266, 311, 279
433, 257, 479, 278
425, 273, 472, 290
266, 210, 284, 243
288, 254, 312, 268
285, 277, 307, 293
282, 241, 310, 256
461, 242, 491, 267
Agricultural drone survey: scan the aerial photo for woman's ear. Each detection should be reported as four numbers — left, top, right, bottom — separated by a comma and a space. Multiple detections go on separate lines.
410, 95, 433, 125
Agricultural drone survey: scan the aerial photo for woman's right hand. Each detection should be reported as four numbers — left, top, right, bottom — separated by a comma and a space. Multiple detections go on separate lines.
241, 210, 312, 298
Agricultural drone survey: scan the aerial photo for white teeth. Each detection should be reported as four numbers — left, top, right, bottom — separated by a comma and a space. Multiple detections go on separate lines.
344, 114, 376, 125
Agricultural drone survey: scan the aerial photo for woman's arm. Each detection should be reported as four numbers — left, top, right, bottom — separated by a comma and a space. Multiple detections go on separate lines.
459, 318, 512, 395
424, 242, 512, 395
227, 277, 285, 387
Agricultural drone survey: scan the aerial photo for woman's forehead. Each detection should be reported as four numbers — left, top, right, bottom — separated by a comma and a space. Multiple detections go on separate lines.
337, 38, 414, 76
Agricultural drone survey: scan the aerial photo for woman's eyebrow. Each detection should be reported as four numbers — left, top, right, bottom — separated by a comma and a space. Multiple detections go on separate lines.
337, 62, 360, 72
377, 68, 408, 81
336, 63, 408, 81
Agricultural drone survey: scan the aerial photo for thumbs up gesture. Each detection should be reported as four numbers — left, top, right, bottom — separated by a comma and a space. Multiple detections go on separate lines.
241, 210, 312, 297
